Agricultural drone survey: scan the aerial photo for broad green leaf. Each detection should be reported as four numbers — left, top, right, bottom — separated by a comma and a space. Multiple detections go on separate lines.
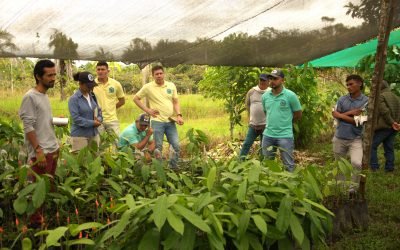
207, 167, 216, 191
221, 172, 242, 181
237, 179, 247, 202
104, 178, 122, 194
238, 210, 251, 239
13, 196, 28, 214
276, 196, 292, 233
303, 198, 334, 216
0, 208, 3, 218
154, 161, 167, 185
153, 195, 168, 231
46, 227, 68, 247
125, 194, 135, 209
141, 165, 150, 182
19, 167, 28, 185
138, 228, 160, 250
252, 215, 267, 235
301, 235, 311, 250
238, 232, 249, 250
173, 204, 211, 233
32, 178, 46, 208
305, 172, 322, 199
167, 172, 179, 181
167, 195, 178, 207
248, 165, 261, 183
167, 210, 184, 235
180, 223, 196, 250
194, 192, 221, 212
69, 222, 103, 236
262, 186, 288, 194
338, 159, 352, 179
181, 174, 193, 188
290, 215, 304, 245
22, 237, 32, 250
207, 231, 225, 250
209, 213, 223, 236
67, 238, 95, 246
129, 183, 145, 196
101, 209, 133, 242
308, 210, 323, 234
162, 231, 181, 250
253, 195, 266, 208
248, 233, 263, 250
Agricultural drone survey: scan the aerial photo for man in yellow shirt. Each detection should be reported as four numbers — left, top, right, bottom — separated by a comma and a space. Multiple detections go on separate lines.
133, 65, 184, 168
93, 61, 125, 136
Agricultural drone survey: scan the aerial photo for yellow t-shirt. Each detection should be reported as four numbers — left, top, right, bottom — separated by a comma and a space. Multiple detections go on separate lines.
135, 81, 178, 122
93, 77, 125, 123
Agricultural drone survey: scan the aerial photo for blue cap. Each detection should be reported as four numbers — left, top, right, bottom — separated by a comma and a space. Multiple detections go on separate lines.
259, 74, 268, 81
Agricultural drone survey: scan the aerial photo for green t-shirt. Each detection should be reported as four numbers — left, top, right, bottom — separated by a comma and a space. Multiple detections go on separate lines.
262, 88, 302, 138
118, 123, 153, 148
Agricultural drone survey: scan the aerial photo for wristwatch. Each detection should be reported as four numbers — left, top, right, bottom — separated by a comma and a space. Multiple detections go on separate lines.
177, 114, 183, 117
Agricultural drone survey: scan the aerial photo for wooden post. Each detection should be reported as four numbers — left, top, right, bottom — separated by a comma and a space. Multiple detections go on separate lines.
359, 0, 395, 197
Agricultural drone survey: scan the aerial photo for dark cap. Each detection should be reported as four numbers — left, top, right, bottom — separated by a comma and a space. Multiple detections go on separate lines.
259, 74, 268, 81
136, 113, 150, 126
78, 72, 97, 88
267, 69, 284, 79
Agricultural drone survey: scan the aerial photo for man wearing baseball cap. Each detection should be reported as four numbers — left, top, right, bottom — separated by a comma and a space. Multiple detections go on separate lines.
239, 73, 270, 159
118, 113, 155, 154
261, 69, 302, 171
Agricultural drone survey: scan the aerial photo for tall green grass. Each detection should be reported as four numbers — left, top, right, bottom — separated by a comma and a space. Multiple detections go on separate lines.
0, 90, 247, 140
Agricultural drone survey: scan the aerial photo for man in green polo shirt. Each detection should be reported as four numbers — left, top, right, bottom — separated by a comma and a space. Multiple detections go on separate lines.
118, 114, 155, 154
261, 69, 302, 172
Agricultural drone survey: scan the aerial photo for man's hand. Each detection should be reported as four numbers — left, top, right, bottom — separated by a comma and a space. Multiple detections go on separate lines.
347, 109, 362, 116
147, 109, 159, 118
176, 116, 184, 125
35, 148, 47, 168
392, 122, 400, 131
146, 127, 153, 136
94, 119, 102, 127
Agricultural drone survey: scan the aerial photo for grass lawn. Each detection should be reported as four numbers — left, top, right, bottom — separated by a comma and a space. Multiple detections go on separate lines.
0, 91, 247, 141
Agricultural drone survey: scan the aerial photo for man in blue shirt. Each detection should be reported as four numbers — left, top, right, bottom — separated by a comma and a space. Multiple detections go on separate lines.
261, 69, 302, 172
119, 114, 155, 155
332, 74, 368, 189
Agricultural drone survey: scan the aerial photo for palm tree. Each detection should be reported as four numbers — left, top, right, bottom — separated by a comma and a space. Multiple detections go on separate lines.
48, 29, 78, 100
0, 29, 18, 56
94, 47, 114, 61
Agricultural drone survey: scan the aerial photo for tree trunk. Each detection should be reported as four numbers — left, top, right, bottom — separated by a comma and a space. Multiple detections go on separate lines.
360, 0, 395, 197
10, 58, 13, 94
141, 64, 151, 108
59, 59, 66, 101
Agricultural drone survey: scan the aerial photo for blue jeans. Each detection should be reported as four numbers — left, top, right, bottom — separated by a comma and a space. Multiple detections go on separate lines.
262, 136, 295, 172
239, 126, 263, 159
370, 128, 397, 171
151, 120, 180, 167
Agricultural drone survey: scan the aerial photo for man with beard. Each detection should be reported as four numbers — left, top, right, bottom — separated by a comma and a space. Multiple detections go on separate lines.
261, 69, 302, 172
19, 59, 60, 226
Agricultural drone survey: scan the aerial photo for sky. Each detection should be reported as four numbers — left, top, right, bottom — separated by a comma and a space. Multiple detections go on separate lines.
0, 0, 364, 58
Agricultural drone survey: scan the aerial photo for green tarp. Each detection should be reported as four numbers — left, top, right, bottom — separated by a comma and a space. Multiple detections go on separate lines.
308, 29, 400, 68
